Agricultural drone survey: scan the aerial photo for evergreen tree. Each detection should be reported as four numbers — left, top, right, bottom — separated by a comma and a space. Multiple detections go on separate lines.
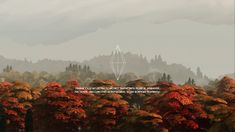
191, 79, 195, 85
3, 65, 13, 73
158, 73, 173, 83
25, 109, 33, 132
186, 77, 195, 85
162, 73, 166, 81
188, 78, 192, 84
167, 74, 172, 82
0, 104, 6, 132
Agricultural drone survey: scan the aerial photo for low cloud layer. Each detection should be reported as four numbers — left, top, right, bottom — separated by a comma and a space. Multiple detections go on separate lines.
0, 0, 234, 45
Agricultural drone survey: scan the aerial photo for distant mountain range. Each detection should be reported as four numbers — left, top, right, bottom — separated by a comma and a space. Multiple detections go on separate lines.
0, 53, 209, 84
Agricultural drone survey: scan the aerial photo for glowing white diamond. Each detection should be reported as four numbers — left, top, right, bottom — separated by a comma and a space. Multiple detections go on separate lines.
110, 45, 126, 80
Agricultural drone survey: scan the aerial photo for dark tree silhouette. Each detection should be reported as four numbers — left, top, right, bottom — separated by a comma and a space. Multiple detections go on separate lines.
0, 104, 6, 132
25, 109, 33, 132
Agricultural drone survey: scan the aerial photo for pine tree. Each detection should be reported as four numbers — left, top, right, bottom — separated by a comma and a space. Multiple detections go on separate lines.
187, 78, 192, 84
191, 79, 195, 85
186, 77, 195, 85
167, 74, 172, 82
25, 109, 33, 132
0, 104, 6, 132
3, 65, 13, 73
162, 73, 166, 81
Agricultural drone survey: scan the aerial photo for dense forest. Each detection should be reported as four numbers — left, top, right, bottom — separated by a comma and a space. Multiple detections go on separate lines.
0, 64, 234, 132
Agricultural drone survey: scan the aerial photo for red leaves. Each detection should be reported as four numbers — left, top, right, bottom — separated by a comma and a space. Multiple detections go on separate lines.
0, 81, 32, 130
100, 107, 116, 115
168, 101, 181, 110
156, 81, 181, 91
54, 112, 70, 120
184, 120, 199, 129
217, 76, 235, 93
1, 78, 233, 131
89, 93, 129, 131
34, 81, 86, 131
145, 82, 208, 131
49, 101, 69, 108
0, 97, 27, 129
67, 108, 86, 117
164, 91, 193, 105
5, 109, 18, 116
67, 80, 80, 87
173, 115, 186, 124
45, 82, 62, 89
0, 81, 13, 89
46, 90, 67, 99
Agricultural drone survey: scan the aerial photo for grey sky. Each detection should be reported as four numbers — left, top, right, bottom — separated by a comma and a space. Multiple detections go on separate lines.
0, 0, 234, 78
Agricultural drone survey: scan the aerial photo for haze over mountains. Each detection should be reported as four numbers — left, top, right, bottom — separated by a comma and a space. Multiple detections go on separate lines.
0, 53, 209, 84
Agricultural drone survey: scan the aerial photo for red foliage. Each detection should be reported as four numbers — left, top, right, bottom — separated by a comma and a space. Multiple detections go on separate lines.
0, 81, 13, 94
45, 81, 62, 89
0, 81, 13, 89
185, 120, 199, 129
67, 80, 80, 88
34, 82, 86, 132
145, 82, 207, 131
168, 102, 181, 110
217, 76, 235, 93
0, 81, 28, 130
216, 76, 235, 106
164, 91, 193, 105
155, 81, 181, 91
88, 93, 129, 131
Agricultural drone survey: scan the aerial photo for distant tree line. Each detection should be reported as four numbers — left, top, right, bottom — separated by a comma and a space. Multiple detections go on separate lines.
0, 65, 198, 86
185, 77, 195, 85
158, 73, 173, 83
3, 65, 13, 73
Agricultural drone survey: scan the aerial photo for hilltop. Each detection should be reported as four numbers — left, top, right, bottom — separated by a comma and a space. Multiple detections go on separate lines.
0, 53, 209, 84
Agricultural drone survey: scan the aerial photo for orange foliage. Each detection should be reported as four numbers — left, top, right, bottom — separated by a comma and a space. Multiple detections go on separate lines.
33, 81, 86, 132
88, 93, 129, 131
0, 81, 30, 130
145, 82, 207, 131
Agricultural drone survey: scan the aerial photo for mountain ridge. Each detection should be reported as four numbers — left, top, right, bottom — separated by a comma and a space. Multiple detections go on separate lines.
0, 53, 208, 84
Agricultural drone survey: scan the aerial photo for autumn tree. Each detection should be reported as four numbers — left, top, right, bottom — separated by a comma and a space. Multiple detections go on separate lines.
145, 82, 207, 131
119, 110, 166, 132
88, 93, 129, 131
125, 79, 151, 108
87, 80, 129, 131
33, 82, 86, 132
216, 76, 235, 106
11, 81, 33, 109
0, 81, 27, 131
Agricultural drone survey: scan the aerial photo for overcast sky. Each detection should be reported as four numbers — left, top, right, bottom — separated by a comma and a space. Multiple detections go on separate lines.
0, 0, 234, 78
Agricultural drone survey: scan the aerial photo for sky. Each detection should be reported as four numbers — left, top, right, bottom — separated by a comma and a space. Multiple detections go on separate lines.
0, 0, 234, 78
